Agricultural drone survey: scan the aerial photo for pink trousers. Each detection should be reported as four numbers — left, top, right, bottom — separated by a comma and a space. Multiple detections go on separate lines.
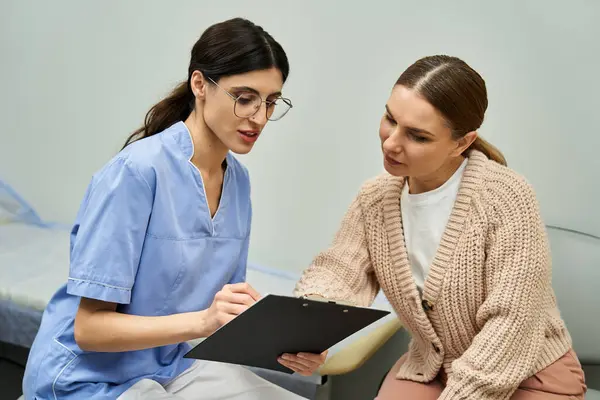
376, 349, 587, 399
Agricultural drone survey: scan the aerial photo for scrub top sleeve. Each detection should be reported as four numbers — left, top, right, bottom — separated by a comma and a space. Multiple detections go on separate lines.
67, 157, 153, 304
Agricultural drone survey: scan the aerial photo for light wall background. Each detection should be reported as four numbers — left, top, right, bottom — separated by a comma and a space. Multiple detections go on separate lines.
1, 0, 598, 272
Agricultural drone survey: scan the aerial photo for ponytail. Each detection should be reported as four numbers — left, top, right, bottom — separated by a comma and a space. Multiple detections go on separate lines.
469, 136, 507, 166
122, 81, 194, 149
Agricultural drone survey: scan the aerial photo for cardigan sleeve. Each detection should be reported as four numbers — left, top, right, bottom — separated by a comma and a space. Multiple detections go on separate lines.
439, 178, 553, 400
294, 191, 380, 307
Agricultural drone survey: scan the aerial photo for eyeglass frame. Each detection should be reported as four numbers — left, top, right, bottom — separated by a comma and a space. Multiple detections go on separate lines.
206, 76, 293, 121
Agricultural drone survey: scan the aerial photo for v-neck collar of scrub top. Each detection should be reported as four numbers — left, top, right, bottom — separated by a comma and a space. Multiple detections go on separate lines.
168, 121, 233, 233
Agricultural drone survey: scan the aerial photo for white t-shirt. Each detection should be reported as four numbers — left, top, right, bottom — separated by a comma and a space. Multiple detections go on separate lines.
401, 158, 468, 291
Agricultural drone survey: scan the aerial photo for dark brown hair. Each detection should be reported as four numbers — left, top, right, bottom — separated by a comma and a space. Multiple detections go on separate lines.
396, 55, 506, 166
122, 18, 289, 149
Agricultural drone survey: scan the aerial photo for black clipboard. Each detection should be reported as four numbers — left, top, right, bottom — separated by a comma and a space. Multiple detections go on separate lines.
184, 294, 390, 373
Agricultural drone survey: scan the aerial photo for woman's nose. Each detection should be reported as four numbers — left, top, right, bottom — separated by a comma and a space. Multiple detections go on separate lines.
249, 103, 268, 125
383, 132, 402, 154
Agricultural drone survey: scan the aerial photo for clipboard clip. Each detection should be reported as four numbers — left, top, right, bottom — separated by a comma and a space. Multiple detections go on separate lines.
301, 294, 356, 308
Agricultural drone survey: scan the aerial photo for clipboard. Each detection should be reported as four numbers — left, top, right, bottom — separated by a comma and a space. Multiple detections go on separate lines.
184, 294, 390, 373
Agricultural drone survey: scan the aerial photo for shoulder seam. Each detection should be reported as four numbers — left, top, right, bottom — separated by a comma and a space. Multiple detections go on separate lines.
122, 157, 153, 193
89, 157, 153, 199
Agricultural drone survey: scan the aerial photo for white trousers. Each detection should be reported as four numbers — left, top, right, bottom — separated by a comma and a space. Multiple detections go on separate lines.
117, 361, 307, 400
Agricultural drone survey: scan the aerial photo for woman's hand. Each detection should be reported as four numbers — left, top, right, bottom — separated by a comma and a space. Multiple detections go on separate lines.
278, 350, 328, 376
201, 282, 261, 337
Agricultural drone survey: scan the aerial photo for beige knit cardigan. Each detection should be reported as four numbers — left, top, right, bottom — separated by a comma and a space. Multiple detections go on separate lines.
294, 150, 572, 399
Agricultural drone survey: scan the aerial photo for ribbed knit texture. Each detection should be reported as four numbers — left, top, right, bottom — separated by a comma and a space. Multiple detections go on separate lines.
294, 150, 572, 400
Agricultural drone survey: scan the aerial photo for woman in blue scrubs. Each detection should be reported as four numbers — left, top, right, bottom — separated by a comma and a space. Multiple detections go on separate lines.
23, 18, 323, 400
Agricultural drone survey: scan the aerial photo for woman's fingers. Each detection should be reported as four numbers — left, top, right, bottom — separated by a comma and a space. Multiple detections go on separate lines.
278, 352, 327, 376
219, 302, 249, 316
281, 354, 314, 369
219, 292, 255, 307
298, 351, 328, 364
278, 356, 313, 376
226, 283, 261, 301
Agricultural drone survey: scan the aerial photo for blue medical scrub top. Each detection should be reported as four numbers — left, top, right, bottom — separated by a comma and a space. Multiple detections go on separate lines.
23, 121, 252, 400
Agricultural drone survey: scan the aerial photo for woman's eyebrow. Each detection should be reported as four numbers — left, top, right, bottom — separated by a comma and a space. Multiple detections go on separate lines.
230, 86, 282, 97
385, 105, 395, 119
407, 126, 435, 137
386, 104, 434, 136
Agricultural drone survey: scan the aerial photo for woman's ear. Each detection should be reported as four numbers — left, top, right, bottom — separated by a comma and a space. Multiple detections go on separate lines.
190, 70, 208, 99
452, 131, 478, 157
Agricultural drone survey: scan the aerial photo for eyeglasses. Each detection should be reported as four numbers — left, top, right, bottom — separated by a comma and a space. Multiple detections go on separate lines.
207, 77, 292, 121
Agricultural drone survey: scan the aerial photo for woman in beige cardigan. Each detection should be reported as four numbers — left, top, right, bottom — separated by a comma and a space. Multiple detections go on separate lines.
282, 55, 587, 399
